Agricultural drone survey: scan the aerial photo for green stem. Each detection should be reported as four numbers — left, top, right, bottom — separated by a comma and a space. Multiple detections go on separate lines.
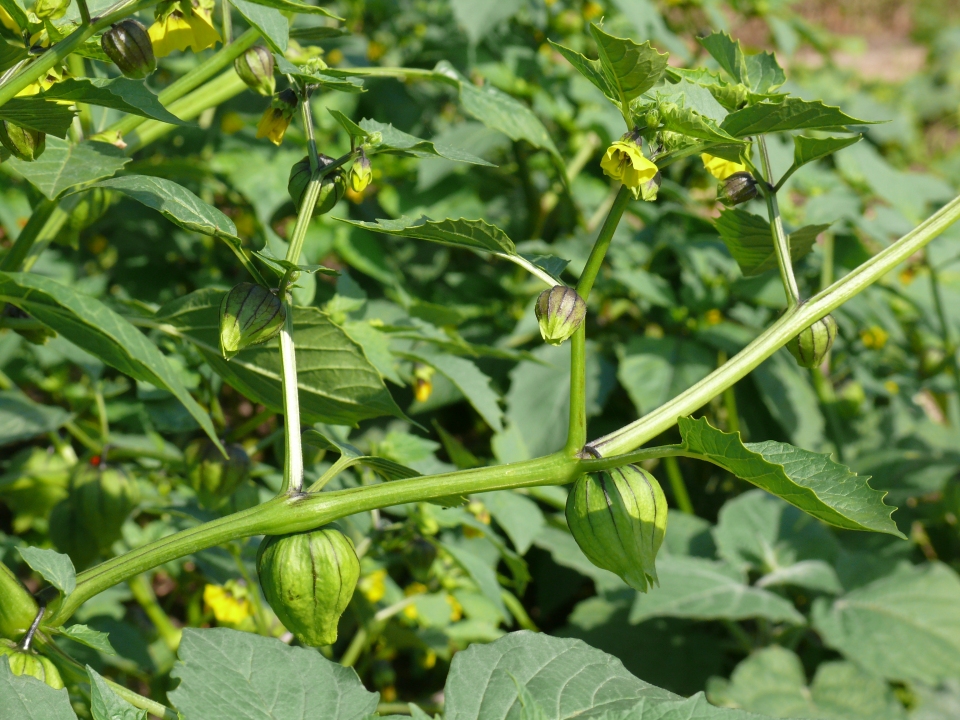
663, 456, 693, 514
278, 302, 303, 494
566, 325, 587, 453
928, 260, 960, 426
339, 627, 367, 667
0, 200, 64, 272
589, 193, 960, 457
717, 350, 741, 435
575, 185, 631, 302
757, 137, 800, 308
0, 0, 159, 107
102, 28, 260, 141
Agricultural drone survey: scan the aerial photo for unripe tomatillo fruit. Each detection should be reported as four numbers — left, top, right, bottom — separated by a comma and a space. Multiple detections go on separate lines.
0, 122, 44, 161
234, 45, 275, 97
787, 314, 837, 368
287, 154, 346, 216
0, 640, 64, 689
219, 283, 285, 359
718, 171, 758, 206
0, 562, 38, 642
535, 285, 586, 346
101, 19, 156, 79
257, 525, 360, 646
566, 465, 667, 592
184, 439, 251, 508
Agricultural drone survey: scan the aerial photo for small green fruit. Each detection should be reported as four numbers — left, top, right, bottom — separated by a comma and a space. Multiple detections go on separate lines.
566, 465, 667, 592
0, 562, 38, 642
287, 154, 346, 216
101, 19, 156, 79
0, 640, 64, 689
235, 45, 275, 97
535, 285, 586, 346
184, 440, 251, 508
257, 526, 360, 646
718, 171, 758, 206
219, 283, 285, 359
348, 152, 372, 194
787, 314, 837, 368
0, 122, 45, 161
33, 0, 69, 20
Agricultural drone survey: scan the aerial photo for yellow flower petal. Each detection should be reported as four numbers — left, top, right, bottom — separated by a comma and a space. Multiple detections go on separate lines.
255, 108, 291, 145
601, 140, 658, 191
185, 8, 221, 52
149, 13, 195, 57
701, 153, 745, 180
203, 584, 253, 625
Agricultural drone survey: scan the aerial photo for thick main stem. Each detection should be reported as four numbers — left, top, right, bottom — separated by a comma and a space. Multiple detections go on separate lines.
757, 137, 800, 308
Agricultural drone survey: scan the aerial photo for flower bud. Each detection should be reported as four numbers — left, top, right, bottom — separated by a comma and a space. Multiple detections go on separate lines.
0, 641, 63, 688
566, 465, 667, 592
234, 45, 275, 97
287, 154, 345, 216
644, 108, 660, 130
257, 525, 360, 646
348, 152, 372, 193
219, 283, 285, 359
33, 0, 69, 20
535, 285, 586, 346
184, 439, 250, 508
256, 88, 298, 146
101, 19, 156, 79
640, 170, 661, 202
403, 536, 437, 583
787, 314, 837, 368
718, 171, 758, 206
0, 122, 45, 162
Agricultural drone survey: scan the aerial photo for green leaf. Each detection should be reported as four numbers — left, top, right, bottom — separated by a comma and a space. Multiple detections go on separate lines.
442, 631, 680, 719
340, 216, 559, 285
6, 137, 129, 200
58, 624, 117, 655
812, 562, 960, 684
449, 0, 523, 45
87, 666, 146, 720
16, 546, 75, 596
549, 40, 615, 103
168, 627, 379, 719
792, 134, 863, 170
715, 208, 825, 276
0, 272, 223, 452
402, 349, 503, 432
156, 289, 406, 426
707, 646, 906, 720
617, 336, 715, 416
698, 31, 785, 93
441, 542, 507, 620
328, 108, 370, 142
483, 491, 545, 555
40, 78, 185, 125
302, 428, 421, 481
0, 659, 77, 720
721, 98, 877, 137
273, 56, 364, 93
360, 118, 493, 165
433, 61, 560, 158
752, 350, 826, 450
588, 24, 669, 107
660, 101, 740, 143
93, 175, 239, 241
0, 390, 71, 446
229, 0, 288, 52
678, 416, 903, 536
230, 0, 340, 19
0, 98, 76, 137
533, 526, 625, 592
629, 555, 805, 625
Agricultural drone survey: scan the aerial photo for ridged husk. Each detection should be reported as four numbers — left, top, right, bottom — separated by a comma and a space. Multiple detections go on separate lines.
219, 283, 285, 359
0, 122, 44, 161
0, 641, 64, 689
235, 45, 275, 96
566, 465, 667, 592
257, 525, 360, 646
535, 285, 586, 346
288, 154, 346, 216
101, 19, 156, 79
787, 314, 838, 368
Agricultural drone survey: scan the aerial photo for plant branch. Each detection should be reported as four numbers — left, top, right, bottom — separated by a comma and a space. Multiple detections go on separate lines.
566, 325, 587, 452
588, 193, 960, 457
757, 136, 800, 308
278, 302, 303, 494
576, 184, 631, 302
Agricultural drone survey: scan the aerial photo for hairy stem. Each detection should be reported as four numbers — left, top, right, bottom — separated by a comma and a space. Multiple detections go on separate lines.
566, 326, 587, 453
757, 137, 800, 308
576, 185, 631, 302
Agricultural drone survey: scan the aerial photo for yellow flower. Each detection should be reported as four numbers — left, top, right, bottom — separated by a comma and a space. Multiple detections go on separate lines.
412, 362, 434, 403
149, 8, 220, 58
359, 568, 387, 602
883, 379, 899, 395
861, 325, 889, 349
402, 603, 419, 620
0, 5, 19, 32
705, 309, 722, 325
601, 140, 659, 197
256, 107, 292, 145
446, 594, 463, 622
220, 112, 244, 134
422, 649, 437, 669
701, 153, 746, 180
203, 583, 253, 625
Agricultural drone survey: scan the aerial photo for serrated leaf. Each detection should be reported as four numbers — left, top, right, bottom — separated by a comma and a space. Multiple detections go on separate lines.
589, 24, 669, 106
0, 390, 71, 446
402, 349, 503, 432
360, 117, 493, 165
549, 40, 615, 103
59, 624, 116, 655
93, 175, 239, 241
679, 416, 903, 536
0, 272, 223, 452
88, 666, 146, 720
715, 208, 826, 276
0, 659, 77, 720
229, 0, 288, 52
156, 289, 406, 426
274, 55, 364, 92
699, 31, 785, 93
40, 78, 185, 125
660, 101, 740, 143
812, 562, 960, 684
792, 133, 862, 169
230, 0, 340, 19
0, 97, 75, 137
340, 216, 559, 285
168, 627, 378, 720
16, 546, 75, 596
721, 98, 877, 137
7, 137, 128, 199
629, 555, 805, 625
328, 108, 369, 141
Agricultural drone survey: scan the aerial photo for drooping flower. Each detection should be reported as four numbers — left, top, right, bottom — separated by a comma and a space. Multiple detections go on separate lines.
701, 153, 746, 180
600, 136, 659, 199
148, 1, 220, 58
256, 88, 298, 146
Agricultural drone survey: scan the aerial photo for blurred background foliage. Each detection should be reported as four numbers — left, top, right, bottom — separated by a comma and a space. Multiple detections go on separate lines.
4, 0, 960, 716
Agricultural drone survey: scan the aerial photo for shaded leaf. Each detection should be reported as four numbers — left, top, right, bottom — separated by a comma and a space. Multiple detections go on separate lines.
59, 624, 117, 655
441, 542, 507, 620
549, 41, 614, 103
792, 134, 862, 170
361, 118, 492, 165
7, 137, 128, 199
233, 0, 340, 18
403, 349, 503, 432
0, 660, 77, 720
41, 78, 185, 125
699, 31, 785, 93
715, 208, 825, 276
0, 97, 75, 137
17, 546, 75, 596
617, 337, 715, 416
721, 99, 877, 137
88, 666, 146, 720
229, 0, 288, 51
0, 391, 71, 446
302, 428, 420, 481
